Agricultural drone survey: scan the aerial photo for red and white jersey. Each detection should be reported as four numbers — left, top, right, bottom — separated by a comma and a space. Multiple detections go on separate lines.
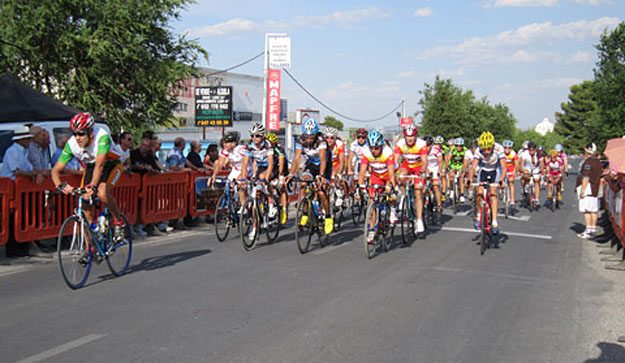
220, 144, 247, 171
547, 158, 563, 175
427, 145, 443, 170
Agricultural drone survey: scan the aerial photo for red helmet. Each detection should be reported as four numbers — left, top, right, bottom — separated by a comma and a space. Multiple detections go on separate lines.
403, 124, 418, 137
355, 128, 368, 137
70, 112, 94, 132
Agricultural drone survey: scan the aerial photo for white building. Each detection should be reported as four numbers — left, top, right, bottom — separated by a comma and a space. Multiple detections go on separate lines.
535, 117, 554, 136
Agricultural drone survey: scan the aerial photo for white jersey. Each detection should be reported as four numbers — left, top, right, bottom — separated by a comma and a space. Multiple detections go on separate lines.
427, 145, 443, 170
519, 149, 540, 173
473, 146, 504, 172
349, 140, 369, 165
464, 149, 476, 161
221, 144, 247, 171
59, 127, 122, 166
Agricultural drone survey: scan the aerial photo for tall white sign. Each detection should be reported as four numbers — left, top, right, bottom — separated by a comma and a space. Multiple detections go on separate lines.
268, 35, 291, 69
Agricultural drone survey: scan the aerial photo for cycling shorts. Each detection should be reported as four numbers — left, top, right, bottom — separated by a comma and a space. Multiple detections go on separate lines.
399, 160, 423, 175
83, 160, 123, 188
304, 161, 332, 181
479, 169, 500, 185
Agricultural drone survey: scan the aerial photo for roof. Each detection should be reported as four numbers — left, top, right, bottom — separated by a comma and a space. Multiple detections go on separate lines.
0, 73, 81, 123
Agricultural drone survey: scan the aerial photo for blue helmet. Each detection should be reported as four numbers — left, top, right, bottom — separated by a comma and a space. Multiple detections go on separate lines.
367, 129, 384, 147
301, 118, 319, 135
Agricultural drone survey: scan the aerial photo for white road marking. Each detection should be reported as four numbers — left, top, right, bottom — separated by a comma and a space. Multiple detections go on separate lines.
499, 214, 530, 221
454, 210, 472, 217
14, 334, 105, 363
430, 226, 552, 240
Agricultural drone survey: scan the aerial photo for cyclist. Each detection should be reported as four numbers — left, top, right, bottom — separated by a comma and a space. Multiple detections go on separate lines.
428, 136, 445, 214
518, 141, 541, 208
239, 123, 276, 239
555, 143, 568, 199
462, 140, 478, 200
287, 118, 334, 235
393, 124, 428, 234
347, 128, 369, 185
469, 132, 506, 235
502, 139, 518, 205
208, 131, 248, 213
358, 129, 397, 244
51, 112, 125, 239
545, 149, 564, 204
446, 137, 467, 203
266, 132, 290, 225
324, 126, 348, 209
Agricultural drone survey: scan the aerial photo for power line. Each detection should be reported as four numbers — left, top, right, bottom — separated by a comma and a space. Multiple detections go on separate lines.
282, 67, 403, 123
205, 51, 265, 76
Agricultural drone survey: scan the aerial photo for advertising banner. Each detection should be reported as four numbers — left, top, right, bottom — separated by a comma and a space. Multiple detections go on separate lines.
266, 69, 281, 131
400, 117, 414, 127
268, 35, 291, 69
194, 86, 233, 127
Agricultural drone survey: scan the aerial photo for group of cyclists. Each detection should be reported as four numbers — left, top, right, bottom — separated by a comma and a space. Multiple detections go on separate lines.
51, 112, 569, 250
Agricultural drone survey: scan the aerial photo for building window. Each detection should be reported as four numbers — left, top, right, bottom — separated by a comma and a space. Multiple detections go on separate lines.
174, 102, 188, 112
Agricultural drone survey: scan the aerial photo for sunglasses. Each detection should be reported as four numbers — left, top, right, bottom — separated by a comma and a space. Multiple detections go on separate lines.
357, 135, 366, 139
326, 136, 336, 140
73, 131, 88, 137
251, 134, 264, 139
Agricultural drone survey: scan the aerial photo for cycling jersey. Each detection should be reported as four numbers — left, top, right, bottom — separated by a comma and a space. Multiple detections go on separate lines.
362, 145, 394, 184
221, 144, 247, 180
519, 149, 541, 174
296, 135, 332, 179
427, 145, 443, 169
349, 140, 369, 168
503, 150, 518, 173
330, 139, 345, 172
245, 139, 273, 169
448, 147, 466, 170
58, 127, 122, 167
394, 138, 427, 171
547, 159, 563, 176
474, 146, 504, 183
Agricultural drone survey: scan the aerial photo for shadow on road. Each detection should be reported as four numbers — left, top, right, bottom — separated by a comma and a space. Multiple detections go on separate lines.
584, 342, 625, 363
570, 222, 586, 234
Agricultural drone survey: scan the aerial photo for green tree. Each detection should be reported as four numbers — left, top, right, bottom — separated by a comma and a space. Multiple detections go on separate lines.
0, 0, 207, 133
322, 115, 344, 131
593, 21, 625, 149
472, 98, 516, 141
554, 81, 598, 154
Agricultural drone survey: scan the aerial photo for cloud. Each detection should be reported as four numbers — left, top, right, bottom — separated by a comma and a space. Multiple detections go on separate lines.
418, 17, 620, 65
573, 0, 610, 5
398, 71, 417, 78
414, 7, 433, 17
571, 50, 593, 63
494, 0, 559, 7
498, 77, 584, 91
188, 7, 390, 37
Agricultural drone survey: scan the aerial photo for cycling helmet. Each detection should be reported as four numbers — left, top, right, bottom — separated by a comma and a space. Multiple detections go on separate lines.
356, 128, 368, 137
249, 122, 265, 135
70, 112, 94, 132
323, 126, 338, 137
554, 144, 563, 152
447, 138, 455, 147
538, 146, 544, 152
454, 137, 465, 146
424, 135, 433, 146
527, 141, 537, 150
522, 140, 529, 149
502, 139, 514, 148
549, 149, 558, 157
266, 132, 278, 144
302, 118, 319, 135
223, 131, 239, 143
403, 124, 418, 137
478, 131, 495, 149
367, 129, 385, 147
434, 135, 444, 145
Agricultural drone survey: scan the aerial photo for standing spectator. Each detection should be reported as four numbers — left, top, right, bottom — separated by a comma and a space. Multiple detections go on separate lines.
151, 137, 168, 171
186, 141, 209, 172
118, 131, 134, 167
1, 126, 45, 257
130, 136, 162, 237
51, 135, 81, 174
166, 137, 186, 170
576, 143, 603, 239
203, 144, 220, 171
27, 126, 51, 172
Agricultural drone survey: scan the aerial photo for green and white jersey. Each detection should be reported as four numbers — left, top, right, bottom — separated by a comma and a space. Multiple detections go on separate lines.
58, 127, 122, 167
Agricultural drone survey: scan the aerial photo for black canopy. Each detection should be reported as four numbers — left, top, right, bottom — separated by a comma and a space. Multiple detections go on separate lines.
0, 73, 81, 122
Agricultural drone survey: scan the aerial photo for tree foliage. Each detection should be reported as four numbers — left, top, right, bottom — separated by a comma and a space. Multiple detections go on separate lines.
418, 76, 516, 142
323, 115, 344, 131
0, 0, 207, 134
554, 81, 598, 154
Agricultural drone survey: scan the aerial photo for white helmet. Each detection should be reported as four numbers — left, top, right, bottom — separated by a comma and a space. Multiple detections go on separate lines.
324, 126, 338, 137
554, 144, 563, 152
249, 122, 265, 135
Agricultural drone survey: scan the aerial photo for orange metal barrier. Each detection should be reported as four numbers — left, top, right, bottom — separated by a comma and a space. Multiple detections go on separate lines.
110, 173, 141, 225
188, 170, 228, 218
140, 171, 189, 224
0, 177, 14, 246
605, 175, 625, 247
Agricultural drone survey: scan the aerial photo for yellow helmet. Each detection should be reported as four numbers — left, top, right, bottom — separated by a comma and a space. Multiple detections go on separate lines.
266, 132, 278, 144
549, 149, 558, 157
478, 131, 495, 149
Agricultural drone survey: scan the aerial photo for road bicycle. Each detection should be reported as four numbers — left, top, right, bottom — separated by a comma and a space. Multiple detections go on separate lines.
447, 170, 464, 215
238, 178, 281, 251
363, 185, 396, 259
473, 182, 494, 255
329, 175, 349, 231
213, 178, 241, 242
499, 176, 511, 219
547, 174, 561, 212
422, 173, 438, 232
350, 179, 368, 226
398, 175, 420, 246
521, 173, 540, 212
52, 188, 132, 289
294, 178, 330, 254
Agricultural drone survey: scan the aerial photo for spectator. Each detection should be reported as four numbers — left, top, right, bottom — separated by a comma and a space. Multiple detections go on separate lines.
1, 126, 46, 258
203, 144, 219, 170
118, 131, 134, 166
151, 137, 167, 171
577, 143, 603, 239
186, 141, 208, 172
130, 137, 161, 174
51, 135, 81, 174
166, 137, 186, 170
27, 126, 51, 172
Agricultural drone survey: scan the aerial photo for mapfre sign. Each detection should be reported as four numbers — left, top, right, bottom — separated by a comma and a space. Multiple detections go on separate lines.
266, 69, 281, 131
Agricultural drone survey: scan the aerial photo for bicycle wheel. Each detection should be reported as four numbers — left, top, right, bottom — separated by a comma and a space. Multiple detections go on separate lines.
452, 182, 459, 214
265, 197, 281, 243
550, 184, 557, 212
380, 205, 391, 252
400, 196, 415, 246
363, 202, 378, 259
106, 213, 133, 276
503, 185, 510, 219
239, 199, 259, 251
215, 194, 231, 242
352, 194, 366, 226
57, 215, 92, 289
295, 198, 313, 254
480, 207, 490, 255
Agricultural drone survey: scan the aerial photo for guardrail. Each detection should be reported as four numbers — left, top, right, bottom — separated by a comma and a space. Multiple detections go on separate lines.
0, 177, 14, 246
140, 171, 189, 224
605, 175, 625, 248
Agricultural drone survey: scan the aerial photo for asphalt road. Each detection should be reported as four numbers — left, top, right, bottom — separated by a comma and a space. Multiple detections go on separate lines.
1, 173, 625, 363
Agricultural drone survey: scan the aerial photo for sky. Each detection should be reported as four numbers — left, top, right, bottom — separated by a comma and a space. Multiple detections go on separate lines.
172, 0, 623, 130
